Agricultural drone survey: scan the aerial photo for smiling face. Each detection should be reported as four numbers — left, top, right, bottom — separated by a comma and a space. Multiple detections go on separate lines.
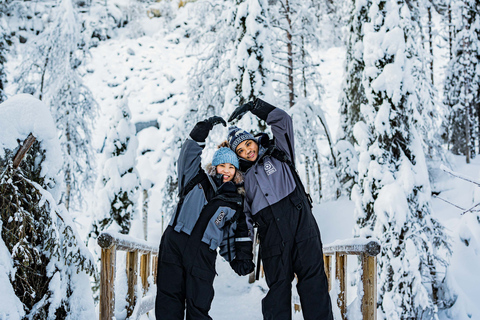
235, 139, 259, 162
216, 163, 236, 182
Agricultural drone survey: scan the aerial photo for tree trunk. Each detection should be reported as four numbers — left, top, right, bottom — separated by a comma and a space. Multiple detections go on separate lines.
65, 121, 72, 211
143, 189, 149, 241
448, 5, 453, 61
428, 6, 434, 85
285, 0, 294, 108
13, 133, 36, 169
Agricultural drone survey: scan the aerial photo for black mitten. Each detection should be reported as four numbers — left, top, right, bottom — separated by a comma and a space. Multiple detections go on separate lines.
189, 116, 226, 142
230, 259, 255, 276
228, 101, 256, 122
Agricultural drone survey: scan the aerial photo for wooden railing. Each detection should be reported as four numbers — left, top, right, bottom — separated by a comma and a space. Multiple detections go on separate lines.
251, 237, 380, 320
323, 239, 380, 320
97, 232, 159, 320
98, 232, 380, 320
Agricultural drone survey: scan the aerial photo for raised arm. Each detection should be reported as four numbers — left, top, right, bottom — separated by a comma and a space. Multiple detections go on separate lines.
177, 116, 226, 189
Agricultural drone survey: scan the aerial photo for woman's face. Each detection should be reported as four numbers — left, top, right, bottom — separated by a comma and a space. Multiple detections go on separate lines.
216, 163, 236, 182
235, 139, 259, 162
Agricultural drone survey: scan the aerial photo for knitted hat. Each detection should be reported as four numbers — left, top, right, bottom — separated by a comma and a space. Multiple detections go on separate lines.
212, 147, 239, 169
228, 126, 255, 152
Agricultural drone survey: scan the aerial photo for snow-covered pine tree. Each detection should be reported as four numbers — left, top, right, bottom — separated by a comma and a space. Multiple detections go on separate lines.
351, 0, 453, 317
188, 0, 237, 120
337, 0, 369, 196
14, 0, 97, 210
266, 0, 339, 200
0, 94, 95, 320
225, 0, 273, 127
339, 0, 368, 146
90, 97, 140, 237
0, 0, 9, 102
443, 0, 480, 162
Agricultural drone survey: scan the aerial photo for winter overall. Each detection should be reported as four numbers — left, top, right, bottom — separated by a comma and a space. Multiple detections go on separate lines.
240, 99, 333, 320
155, 136, 251, 320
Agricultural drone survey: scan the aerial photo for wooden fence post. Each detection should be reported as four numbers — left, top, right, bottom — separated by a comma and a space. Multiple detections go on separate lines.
126, 251, 139, 318
152, 255, 158, 284
323, 254, 332, 292
335, 253, 347, 320
140, 253, 151, 295
362, 254, 377, 320
100, 246, 116, 320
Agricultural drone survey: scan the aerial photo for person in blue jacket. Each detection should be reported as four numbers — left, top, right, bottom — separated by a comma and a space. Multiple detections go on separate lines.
155, 116, 254, 320
228, 99, 333, 320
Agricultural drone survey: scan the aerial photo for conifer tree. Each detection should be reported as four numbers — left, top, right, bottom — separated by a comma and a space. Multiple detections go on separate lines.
443, 0, 480, 162
90, 98, 140, 237
0, 95, 95, 320
351, 0, 453, 317
225, 0, 273, 120
15, 0, 97, 210
0, 1, 9, 103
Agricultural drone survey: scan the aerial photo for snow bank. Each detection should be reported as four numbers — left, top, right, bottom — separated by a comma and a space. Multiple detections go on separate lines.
0, 94, 62, 178
0, 221, 25, 320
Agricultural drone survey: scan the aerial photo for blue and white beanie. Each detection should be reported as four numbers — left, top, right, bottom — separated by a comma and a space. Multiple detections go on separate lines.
212, 147, 239, 169
228, 126, 255, 152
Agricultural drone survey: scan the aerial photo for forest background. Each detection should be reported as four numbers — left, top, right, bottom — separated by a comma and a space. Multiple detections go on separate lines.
0, 0, 480, 319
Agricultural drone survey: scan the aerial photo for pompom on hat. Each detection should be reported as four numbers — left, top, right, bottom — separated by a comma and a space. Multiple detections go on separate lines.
212, 147, 239, 169
228, 126, 255, 152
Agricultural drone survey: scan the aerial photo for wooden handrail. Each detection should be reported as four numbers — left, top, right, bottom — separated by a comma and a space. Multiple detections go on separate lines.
98, 232, 158, 320
323, 238, 380, 320
251, 238, 380, 320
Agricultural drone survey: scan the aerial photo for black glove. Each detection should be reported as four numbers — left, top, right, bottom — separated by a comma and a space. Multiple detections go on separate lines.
189, 116, 227, 142
230, 259, 255, 276
228, 101, 256, 122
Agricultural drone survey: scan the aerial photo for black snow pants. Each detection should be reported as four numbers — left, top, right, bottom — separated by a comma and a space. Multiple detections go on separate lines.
253, 187, 333, 320
155, 224, 217, 319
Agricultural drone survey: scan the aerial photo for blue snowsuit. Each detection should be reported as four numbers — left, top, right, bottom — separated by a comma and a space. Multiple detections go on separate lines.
155, 138, 252, 320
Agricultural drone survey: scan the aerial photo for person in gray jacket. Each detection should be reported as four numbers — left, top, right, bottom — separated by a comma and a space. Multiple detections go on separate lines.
155, 116, 254, 320
228, 99, 333, 320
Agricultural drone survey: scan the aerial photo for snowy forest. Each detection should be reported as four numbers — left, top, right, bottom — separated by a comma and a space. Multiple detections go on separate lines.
0, 0, 479, 319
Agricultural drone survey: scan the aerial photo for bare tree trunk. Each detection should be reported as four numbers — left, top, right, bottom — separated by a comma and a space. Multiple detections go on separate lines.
448, 5, 453, 61
428, 6, 434, 85
39, 47, 52, 101
143, 189, 149, 241
65, 121, 72, 211
301, 36, 307, 98
285, 0, 294, 108
305, 156, 311, 195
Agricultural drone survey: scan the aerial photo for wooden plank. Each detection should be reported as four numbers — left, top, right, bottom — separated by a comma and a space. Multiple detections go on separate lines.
126, 250, 139, 318
152, 255, 158, 284
335, 252, 347, 320
323, 255, 332, 292
362, 255, 377, 320
140, 253, 151, 295
100, 247, 116, 320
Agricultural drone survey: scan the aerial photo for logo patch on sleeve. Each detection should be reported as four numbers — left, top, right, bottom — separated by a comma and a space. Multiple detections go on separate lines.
215, 211, 226, 226
264, 161, 277, 176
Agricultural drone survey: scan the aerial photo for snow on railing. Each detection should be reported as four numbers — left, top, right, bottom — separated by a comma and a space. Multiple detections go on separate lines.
323, 238, 380, 320
97, 231, 159, 320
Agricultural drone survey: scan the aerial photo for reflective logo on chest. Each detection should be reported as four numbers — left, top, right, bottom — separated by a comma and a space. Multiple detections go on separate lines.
215, 211, 226, 226
264, 161, 277, 176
